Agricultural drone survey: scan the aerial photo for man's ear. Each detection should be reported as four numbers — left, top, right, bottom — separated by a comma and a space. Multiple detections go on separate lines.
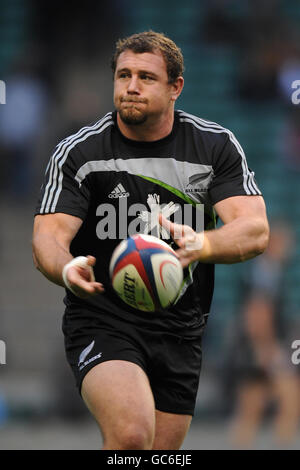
170, 76, 184, 102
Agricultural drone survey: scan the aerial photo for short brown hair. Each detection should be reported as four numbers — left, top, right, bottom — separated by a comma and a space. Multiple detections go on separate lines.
111, 31, 184, 84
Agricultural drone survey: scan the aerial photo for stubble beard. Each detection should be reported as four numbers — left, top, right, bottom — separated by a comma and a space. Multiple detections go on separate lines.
117, 100, 148, 126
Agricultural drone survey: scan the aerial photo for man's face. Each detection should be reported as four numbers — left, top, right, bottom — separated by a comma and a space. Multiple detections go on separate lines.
114, 49, 177, 126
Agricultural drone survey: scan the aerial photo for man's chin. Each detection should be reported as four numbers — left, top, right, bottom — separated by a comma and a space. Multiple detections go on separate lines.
118, 109, 148, 126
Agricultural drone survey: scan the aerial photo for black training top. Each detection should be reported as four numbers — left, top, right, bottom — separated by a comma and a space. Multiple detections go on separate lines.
35, 110, 261, 338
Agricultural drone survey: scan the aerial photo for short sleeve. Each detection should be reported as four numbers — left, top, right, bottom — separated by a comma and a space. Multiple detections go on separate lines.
35, 144, 90, 220
208, 132, 262, 206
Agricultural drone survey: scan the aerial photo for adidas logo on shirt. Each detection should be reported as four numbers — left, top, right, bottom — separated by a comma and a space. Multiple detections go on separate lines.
108, 183, 130, 198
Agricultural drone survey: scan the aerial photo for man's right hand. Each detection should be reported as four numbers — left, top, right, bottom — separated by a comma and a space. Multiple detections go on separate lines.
33, 213, 105, 296
63, 255, 105, 299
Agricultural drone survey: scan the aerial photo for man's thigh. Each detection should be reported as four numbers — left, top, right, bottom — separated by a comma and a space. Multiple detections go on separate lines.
81, 360, 156, 448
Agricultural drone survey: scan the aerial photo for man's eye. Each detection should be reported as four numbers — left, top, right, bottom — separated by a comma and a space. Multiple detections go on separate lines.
141, 75, 154, 81
119, 73, 129, 79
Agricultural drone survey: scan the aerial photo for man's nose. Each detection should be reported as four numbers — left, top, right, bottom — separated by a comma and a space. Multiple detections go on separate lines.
127, 76, 140, 93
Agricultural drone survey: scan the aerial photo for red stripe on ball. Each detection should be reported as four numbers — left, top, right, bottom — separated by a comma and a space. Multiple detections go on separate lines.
132, 234, 174, 254
159, 259, 178, 288
112, 251, 155, 301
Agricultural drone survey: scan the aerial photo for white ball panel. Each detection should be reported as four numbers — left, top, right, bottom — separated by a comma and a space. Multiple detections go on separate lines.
112, 264, 155, 312
151, 253, 183, 308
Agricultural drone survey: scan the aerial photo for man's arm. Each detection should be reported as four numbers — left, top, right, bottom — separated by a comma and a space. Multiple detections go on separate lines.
32, 213, 104, 298
160, 195, 269, 267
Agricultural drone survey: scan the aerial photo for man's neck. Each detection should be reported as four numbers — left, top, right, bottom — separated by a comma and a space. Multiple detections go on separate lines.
116, 110, 175, 142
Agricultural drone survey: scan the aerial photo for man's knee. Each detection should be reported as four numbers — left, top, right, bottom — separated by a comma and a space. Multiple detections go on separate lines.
104, 422, 154, 450
81, 361, 156, 449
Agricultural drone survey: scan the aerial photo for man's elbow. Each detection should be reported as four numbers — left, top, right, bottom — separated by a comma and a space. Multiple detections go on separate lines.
255, 221, 270, 256
32, 235, 42, 271
32, 252, 41, 272
32, 242, 39, 270
240, 220, 270, 262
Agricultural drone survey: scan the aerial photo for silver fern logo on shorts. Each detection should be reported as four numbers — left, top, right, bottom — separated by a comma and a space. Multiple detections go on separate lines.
78, 340, 102, 371
78, 340, 95, 366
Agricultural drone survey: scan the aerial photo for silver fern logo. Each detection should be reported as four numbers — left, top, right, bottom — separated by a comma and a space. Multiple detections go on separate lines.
78, 340, 102, 371
185, 171, 214, 194
78, 340, 95, 367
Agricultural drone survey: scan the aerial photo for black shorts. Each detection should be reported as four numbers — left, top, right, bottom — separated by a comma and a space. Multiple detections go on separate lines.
63, 306, 204, 416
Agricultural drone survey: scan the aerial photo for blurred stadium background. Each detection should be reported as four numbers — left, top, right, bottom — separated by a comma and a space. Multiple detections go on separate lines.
0, 0, 300, 449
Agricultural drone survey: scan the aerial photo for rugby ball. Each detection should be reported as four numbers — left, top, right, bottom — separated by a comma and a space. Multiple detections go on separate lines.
109, 234, 183, 312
